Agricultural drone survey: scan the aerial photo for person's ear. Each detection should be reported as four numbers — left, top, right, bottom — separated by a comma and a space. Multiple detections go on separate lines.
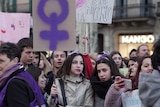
12, 57, 19, 63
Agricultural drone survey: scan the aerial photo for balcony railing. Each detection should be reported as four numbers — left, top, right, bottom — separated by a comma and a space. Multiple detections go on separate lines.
1, 0, 32, 13
156, 2, 160, 17
113, 3, 156, 20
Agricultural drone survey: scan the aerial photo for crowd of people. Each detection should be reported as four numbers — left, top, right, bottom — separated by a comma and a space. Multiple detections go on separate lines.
0, 37, 160, 107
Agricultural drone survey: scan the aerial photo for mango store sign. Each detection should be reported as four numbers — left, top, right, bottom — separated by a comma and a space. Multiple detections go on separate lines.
32, 0, 76, 51
76, 0, 114, 24
0, 12, 30, 43
121, 35, 155, 44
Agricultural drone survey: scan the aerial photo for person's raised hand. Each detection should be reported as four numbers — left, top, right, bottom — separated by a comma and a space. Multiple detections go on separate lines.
114, 76, 125, 90
51, 84, 58, 97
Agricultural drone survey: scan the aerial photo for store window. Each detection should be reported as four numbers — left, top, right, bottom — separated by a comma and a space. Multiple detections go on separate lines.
119, 34, 154, 58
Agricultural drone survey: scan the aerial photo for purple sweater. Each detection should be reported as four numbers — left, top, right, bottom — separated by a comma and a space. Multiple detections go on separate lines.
104, 84, 125, 107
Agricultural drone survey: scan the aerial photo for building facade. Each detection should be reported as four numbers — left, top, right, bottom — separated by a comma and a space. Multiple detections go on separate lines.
0, 0, 31, 13
98, 0, 160, 57
1, 0, 160, 57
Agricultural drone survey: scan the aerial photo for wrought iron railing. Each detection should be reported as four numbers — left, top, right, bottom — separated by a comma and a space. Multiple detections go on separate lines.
113, 3, 156, 19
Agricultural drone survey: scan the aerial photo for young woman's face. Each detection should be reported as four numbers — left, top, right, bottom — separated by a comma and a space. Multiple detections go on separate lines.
128, 60, 136, 71
112, 54, 122, 68
38, 57, 45, 69
53, 51, 66, 69
141, 58, 153, 73
70, 55, 84, 77
129, 62, 138, 77
38, 71, 47, 91
90, 58, 96, 68
97, 63, 111, 81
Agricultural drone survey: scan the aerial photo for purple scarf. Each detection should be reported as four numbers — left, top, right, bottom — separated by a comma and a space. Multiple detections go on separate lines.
0, 63, 23, 87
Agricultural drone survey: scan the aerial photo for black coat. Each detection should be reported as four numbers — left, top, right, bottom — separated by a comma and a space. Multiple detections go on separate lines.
5, 78, 34, 107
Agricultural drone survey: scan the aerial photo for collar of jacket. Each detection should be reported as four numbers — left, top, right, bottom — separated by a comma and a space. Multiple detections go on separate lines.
63, 75, 83, 84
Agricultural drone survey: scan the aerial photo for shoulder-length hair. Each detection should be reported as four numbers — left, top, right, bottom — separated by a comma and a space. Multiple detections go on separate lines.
91, 55, 122, 80
57, 53, 85, 78
132, 56, 152, 90
110, 51, 123, 68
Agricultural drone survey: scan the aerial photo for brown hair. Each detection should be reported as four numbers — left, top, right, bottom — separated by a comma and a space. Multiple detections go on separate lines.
57, 53, 86, 78
131, 56, 152, 90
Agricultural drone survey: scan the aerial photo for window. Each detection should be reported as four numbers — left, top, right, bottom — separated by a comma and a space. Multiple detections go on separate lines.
116, 0, 127, 18
98, 34, 104, 53
140, 0, 152, 17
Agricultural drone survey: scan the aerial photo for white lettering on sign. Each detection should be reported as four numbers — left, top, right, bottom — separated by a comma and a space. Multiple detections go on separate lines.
121, 35, 154, 43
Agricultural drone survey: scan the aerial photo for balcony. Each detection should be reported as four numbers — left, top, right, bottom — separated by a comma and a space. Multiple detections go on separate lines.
112, 3, 156, 22
156, 2, 160, 17
1, 0, 32, 13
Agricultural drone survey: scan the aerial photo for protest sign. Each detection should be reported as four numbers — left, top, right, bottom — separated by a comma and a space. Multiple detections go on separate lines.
0, 12, 30, 43
122, 90, 141, 107
32, 0, 76, 51
76, 0, 114, 24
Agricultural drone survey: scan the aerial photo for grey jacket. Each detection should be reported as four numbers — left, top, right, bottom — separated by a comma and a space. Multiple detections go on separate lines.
48, 75, 94, 107
138, 70, 160, 107
104, 84, 125, 107
94, 94, 104, 107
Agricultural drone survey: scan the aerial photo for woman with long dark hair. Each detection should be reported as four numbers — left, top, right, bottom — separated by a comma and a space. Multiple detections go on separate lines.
48, 53, 94, 107
91, 55, 122, 107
